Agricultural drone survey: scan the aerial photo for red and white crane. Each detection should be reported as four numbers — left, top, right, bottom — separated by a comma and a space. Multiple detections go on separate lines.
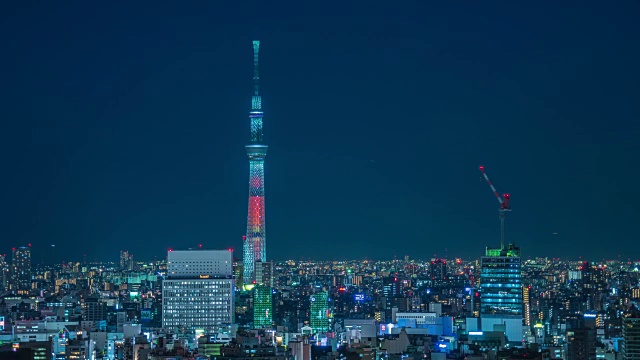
479, 165, 511, 249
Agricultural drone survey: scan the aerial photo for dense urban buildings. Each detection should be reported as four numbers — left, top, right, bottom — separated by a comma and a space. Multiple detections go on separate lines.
1, 40, 635, 360
1, 243, 638, 360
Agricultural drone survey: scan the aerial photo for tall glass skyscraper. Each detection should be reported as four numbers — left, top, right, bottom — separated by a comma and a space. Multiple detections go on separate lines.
253, 285, 273, 329
480, 243, 523, 343
480, 245, 522, 316
310, 291, 330, 334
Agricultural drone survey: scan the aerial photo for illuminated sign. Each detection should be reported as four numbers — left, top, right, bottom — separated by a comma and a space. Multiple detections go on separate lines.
438, 344, 447, 349
354, 294, 365, 301
468, 331, 483, 335
0, 316, 4, 331
199, 274, 210, 279
584, 313, 597, 318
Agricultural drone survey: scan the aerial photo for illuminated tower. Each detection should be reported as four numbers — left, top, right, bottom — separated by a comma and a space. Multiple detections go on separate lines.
253, 285, 273, 328
243, 40, 268, 285
310, 291, 331, 334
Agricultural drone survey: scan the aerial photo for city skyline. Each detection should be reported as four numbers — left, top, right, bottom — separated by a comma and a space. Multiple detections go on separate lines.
1, 2, 639, 262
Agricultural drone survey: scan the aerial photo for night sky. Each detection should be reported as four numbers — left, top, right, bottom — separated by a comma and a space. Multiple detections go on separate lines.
1, 2, 639, 263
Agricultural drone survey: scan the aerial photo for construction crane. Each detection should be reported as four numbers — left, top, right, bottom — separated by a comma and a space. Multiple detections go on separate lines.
479, 165, 511, 249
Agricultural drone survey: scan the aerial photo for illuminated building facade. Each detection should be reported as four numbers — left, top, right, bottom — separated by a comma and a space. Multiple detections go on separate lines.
310, 291, 330, 333
11, 246, 31, 294
523, 286, 531, 326
253, 285, 273, 328
480, 243, 523, 343
243, 40, 268, 285
162, 249, 235, 331
480, 244, 522, 316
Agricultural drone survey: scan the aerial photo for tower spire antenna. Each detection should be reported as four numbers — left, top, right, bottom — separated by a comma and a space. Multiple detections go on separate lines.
253, 40, 260, 96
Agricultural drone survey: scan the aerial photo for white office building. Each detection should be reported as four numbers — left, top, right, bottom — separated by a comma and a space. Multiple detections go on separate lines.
162, 249, 235, 331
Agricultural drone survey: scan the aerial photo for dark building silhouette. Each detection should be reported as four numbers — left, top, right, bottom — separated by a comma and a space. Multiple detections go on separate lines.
567, 327, 596, 360
623, 317, 640, 360
11, 246, 31, 294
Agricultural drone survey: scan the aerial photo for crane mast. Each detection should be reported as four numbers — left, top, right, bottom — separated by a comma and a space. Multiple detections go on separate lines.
479, 165, 511, 249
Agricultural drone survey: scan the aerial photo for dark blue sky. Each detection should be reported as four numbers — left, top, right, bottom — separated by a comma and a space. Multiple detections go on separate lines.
1, 1, 639, 263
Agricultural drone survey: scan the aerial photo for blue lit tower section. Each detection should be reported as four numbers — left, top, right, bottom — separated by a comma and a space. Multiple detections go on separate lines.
244, 40, 268, 285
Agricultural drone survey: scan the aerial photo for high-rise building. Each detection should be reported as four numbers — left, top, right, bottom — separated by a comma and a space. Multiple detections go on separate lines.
429, 258, 448, 285
310, 291, 330, 334
480, 244, 522, 315
567, 327, 596, 360
243, 40, 268, 286
11, 246, 32, 294
0, 254, 8, 291
382, 276, 403, 323
523, 285, 531, 327
162, 249, 235, 331
480, 243, 523, 344
81, 296, 107, 322
255, 261, 274, 288
233, 260, 244, 288
253, 285, 273, 328
120, 250, 134, 271
623, 317, 640, 360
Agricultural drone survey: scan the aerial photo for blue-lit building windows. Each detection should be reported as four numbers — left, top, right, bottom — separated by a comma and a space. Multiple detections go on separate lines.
480, 254, 522, 316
